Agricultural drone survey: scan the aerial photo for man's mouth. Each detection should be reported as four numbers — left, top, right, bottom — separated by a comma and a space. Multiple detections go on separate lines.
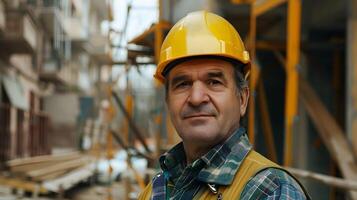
183, 114, 214, 119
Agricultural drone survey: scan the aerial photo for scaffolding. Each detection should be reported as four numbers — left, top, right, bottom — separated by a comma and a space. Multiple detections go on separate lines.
124, 0, 357, 199
231, 0, 357, 199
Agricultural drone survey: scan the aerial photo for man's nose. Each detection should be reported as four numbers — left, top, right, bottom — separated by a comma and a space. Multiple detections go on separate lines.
188, 82, 209, 106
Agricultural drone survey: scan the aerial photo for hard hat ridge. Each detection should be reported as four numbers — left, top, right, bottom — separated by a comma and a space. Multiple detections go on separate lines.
154, 10, 250, 83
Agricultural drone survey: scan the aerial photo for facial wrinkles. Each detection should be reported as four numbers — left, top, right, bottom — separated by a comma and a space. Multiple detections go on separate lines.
180, 102, 218, 119
172, 67, 223, 81
178, 71, 220, 119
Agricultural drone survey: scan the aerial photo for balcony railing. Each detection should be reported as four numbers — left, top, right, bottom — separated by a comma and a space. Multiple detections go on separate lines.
85, 34, 112, 65
0, 8, 38, 54
0, 104, 51, 164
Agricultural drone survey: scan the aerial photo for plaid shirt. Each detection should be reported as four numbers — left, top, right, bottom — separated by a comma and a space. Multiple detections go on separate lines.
154, 127, 307, 200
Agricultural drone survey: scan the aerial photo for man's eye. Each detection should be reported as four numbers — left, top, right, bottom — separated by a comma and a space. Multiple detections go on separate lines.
207, 79, 222, 86
175, 81, 190, 89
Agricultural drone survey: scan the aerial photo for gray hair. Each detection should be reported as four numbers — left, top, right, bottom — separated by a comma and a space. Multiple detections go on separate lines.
164, 63, 248, 97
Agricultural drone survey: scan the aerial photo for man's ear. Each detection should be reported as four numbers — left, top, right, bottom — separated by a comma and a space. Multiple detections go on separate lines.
239, 87, 249, 116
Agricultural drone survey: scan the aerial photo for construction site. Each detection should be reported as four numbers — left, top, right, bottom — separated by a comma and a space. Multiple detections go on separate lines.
0, 0, 356, 199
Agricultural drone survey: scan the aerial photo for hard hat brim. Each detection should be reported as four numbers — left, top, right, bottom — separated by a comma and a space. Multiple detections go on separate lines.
154, 53, 251, 84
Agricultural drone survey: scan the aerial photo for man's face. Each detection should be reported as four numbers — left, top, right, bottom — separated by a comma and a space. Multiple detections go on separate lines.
166, 58, 249, 147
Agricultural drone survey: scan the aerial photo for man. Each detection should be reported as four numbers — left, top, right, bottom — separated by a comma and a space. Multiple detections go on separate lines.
139, 11, 309, 200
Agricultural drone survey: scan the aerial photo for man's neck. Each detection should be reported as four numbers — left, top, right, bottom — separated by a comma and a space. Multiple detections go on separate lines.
183, 143, 211, 165
182, 126, 241, 165
183, 143, 214, 165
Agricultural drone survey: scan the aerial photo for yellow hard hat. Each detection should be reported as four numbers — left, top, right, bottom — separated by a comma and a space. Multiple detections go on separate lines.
154, 10, 250, 83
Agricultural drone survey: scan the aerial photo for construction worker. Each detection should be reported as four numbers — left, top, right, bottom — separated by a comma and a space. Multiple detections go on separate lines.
139, 11, 309, 200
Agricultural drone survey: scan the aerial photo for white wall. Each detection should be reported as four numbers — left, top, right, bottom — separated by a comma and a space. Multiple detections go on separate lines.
43, 93, 80, 148
43, 93, 79, 124
163, 0, 221, 23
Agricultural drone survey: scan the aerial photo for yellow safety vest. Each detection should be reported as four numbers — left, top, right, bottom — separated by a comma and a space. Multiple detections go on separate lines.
138, 150, 307, 200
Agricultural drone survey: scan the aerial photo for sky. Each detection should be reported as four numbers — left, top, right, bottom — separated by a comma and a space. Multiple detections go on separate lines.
79, 0, 158, 92
110, 0, 158, 91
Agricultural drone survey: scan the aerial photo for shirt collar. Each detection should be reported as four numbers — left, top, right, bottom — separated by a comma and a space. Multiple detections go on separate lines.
159, 127, 252, 186
197, 127, 252, 185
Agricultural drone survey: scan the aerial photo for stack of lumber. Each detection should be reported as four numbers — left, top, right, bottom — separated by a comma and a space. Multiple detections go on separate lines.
0, 152, 95, 194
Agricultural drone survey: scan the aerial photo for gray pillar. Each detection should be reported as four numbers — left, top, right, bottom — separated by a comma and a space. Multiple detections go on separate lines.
0, 73, 2, 102
347, 0, 357, 156
170, 0, 220, 23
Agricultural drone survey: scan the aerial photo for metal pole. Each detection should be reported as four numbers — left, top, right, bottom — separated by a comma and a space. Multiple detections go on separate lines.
283, 0, 301, 166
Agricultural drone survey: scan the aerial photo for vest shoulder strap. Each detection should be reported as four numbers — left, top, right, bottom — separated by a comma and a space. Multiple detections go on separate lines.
138, 181, 153, 200
196, 150, 280, 200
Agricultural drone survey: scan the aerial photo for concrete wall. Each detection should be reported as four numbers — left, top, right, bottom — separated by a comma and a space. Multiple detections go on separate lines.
44, 93, 79, 124
162, 0, 221, 23
43, 93, 80, 148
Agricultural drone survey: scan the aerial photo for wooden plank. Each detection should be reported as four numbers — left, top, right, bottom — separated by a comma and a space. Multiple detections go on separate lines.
299, 78, 357, 199
26, 157, 91, 178
42, 164, 95, 192
253, 0, 287, 17
7, 151, 81, 167
0, 176, 47, 194
286, 167, 357, 191
32, 169, 69, 182
11, 160, 68, 173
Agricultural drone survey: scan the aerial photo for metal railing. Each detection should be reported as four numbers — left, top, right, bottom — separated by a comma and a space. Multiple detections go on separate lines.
0, 104, 11, 163
29, 110, 50, 156
0, 103, 51, 163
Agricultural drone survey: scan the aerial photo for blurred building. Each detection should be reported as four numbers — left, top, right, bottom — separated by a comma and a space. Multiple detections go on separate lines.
0, 0, 112, 163
0, 0, 357, 199
127, 0, 356, 199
